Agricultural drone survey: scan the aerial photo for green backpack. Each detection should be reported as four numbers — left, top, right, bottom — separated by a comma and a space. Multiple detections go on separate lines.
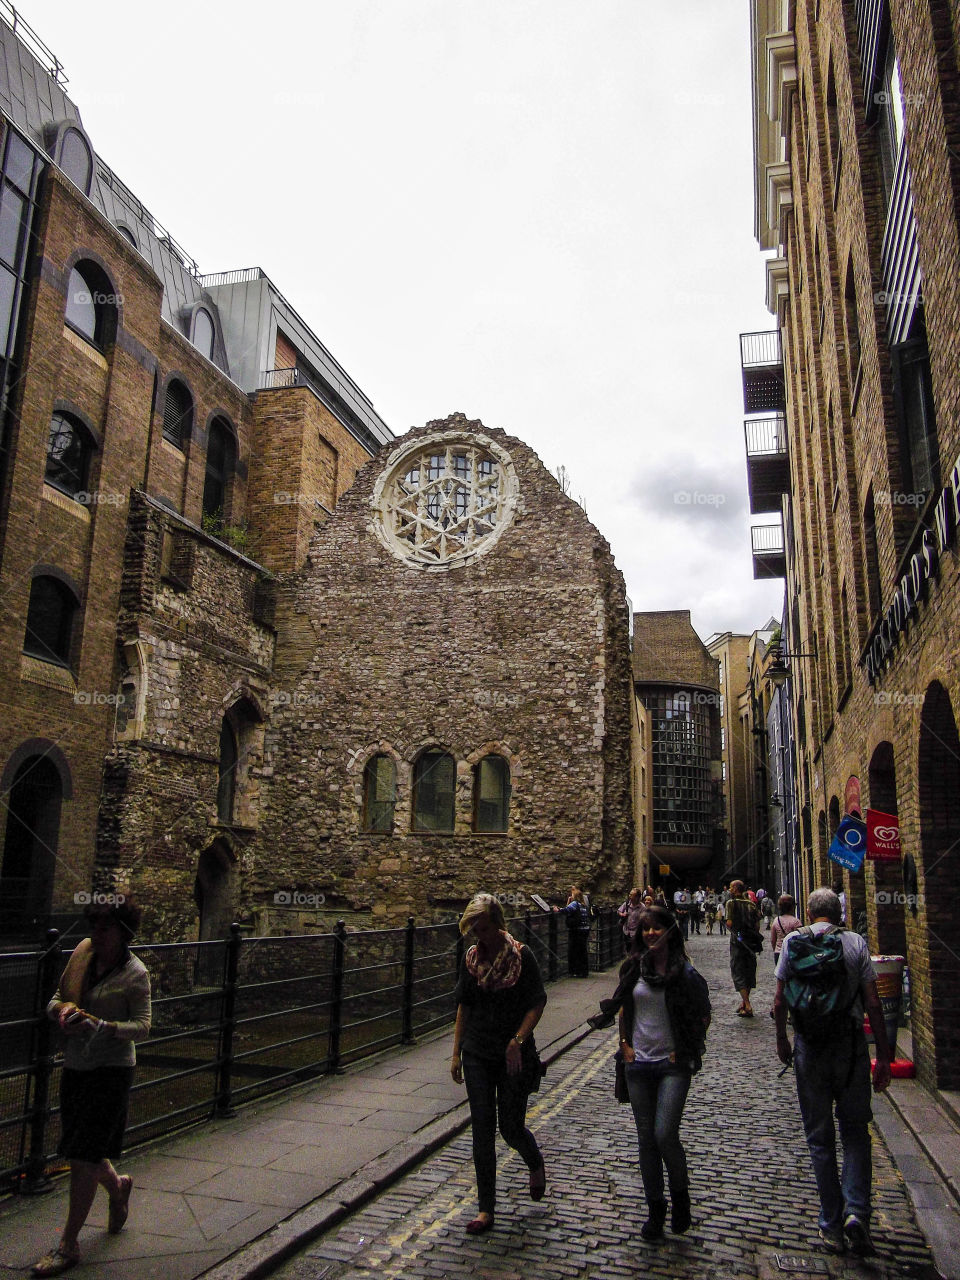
782, 926, 856, 1046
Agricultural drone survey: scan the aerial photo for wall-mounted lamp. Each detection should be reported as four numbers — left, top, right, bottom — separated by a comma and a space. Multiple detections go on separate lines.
766, 642, 816, 687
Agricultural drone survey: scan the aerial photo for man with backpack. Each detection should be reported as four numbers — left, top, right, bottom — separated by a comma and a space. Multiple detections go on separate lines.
773, 887, 891, 1258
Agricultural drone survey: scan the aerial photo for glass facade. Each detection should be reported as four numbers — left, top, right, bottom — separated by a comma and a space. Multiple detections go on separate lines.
0, 125, 44, 455
646, 688, 713, 847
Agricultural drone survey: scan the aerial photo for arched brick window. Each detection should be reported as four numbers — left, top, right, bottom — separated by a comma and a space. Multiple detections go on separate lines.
362, 755, 396, 833
0, 756, 62, 931
412, 749, 456, 833
473, 755, 510, 833
202, 418, 237, 523
163, 379, 193, 450
65, 260, 116, 348
45, 411, 95, 498
24, 574, 78, 667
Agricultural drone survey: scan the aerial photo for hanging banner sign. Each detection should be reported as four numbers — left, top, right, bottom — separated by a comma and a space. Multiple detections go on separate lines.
829, 815, 867, 872
866, 810, 901, 861
845, 775, 862, 818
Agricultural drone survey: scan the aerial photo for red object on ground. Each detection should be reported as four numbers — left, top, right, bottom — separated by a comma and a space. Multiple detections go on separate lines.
872, 1059, 916, 1078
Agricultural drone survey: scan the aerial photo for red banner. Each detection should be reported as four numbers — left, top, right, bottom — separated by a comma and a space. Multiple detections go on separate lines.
845, 775, 862, 817
867, 809, 901, 861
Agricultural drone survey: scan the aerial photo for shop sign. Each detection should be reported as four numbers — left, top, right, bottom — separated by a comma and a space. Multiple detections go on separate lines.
864, 450, 960, 683
867, 809, 901, 861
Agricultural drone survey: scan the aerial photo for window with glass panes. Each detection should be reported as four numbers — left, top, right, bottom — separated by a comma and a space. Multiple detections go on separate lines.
645, 689, 712, 846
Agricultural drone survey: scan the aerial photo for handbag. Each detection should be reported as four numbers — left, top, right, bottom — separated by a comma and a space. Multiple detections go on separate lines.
520, 1043, 546, 1093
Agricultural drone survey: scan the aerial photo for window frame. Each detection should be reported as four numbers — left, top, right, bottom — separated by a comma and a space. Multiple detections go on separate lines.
412, 748, 456, 833
362, 754, 397, 833
23, 573, 78, 668
473, 754, 510, 834
44, 410, 95, 499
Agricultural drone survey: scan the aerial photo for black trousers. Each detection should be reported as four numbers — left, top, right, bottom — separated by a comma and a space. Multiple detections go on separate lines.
568, 930, 590, 976
462, 1050, 542, 1214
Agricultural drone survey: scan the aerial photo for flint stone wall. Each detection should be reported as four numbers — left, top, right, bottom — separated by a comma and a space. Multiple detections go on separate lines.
252, 415, 634, 925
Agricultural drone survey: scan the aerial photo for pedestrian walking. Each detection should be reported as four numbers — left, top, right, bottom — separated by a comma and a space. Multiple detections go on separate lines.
618, 887, 644, 948
761, 893, 776, 931
773, 888, 891, 1256
704, 887, 718, 934
555, 887, 591, 977
593, 905, 711, 1241
450, 893, 547, 1235
672, 886, 691, 939
32, 896, 151, 1277
770, 894, 802, 964
725, 879, 762, 1017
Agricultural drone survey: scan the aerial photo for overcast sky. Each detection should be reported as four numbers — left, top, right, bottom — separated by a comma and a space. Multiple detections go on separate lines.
37, 0, 784, 640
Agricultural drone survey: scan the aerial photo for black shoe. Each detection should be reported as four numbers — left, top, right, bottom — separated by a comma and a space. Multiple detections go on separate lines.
640, 1199, 667, 1242
671, 1188, 691, 1234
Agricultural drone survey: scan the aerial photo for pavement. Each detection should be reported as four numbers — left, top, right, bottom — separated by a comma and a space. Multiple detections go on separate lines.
0, 931, 957, 1280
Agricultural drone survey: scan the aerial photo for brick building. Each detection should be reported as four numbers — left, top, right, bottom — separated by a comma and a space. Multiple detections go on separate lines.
632, 611, 723, 889
746, 0, 960, 1089
0, 13, 391, 941
0, 14, 635, 942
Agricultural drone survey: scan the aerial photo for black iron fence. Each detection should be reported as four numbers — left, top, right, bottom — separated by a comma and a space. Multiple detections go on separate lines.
0, 907, 622, 1193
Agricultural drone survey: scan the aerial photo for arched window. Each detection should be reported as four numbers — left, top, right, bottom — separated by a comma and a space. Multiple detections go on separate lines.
64, 261, 115, 348
0, 756, 62, 932
202, 418, 236, 522
362, 755, 396, 832
163, 379, 193, 450
193, 308, 215, 360
24, 575, 77, 666
217, 698, 263, 827
116, 224, 138, 248
473, 755, 510, 833
58, 127, 93, 195
217, 718, 237, 823
45, 411, 94, 498
412, 749, 456, 833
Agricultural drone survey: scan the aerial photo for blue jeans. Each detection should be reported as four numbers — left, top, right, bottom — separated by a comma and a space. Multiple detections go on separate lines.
625, 1061, 691, 1204
793, 1030, 873, 1230
462, 1051, 542, 1214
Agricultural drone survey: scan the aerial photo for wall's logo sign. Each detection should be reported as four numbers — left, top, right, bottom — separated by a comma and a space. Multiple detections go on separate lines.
864, 451, 960, 683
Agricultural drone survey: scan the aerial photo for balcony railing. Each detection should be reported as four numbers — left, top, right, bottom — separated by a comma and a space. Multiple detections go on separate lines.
259, 366, 301, 390
740, 331, 785, 415
744, 415, 786, 456
744, 416, 790, 515
740, 330, 782, 368
751, 523, 786, 580
751, 524, 785, 554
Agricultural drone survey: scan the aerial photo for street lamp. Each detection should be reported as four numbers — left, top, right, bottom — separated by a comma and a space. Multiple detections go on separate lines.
766, 643, 816, 686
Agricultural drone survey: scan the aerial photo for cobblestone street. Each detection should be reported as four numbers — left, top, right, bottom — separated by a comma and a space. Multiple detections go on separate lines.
271, 932, 937, 1280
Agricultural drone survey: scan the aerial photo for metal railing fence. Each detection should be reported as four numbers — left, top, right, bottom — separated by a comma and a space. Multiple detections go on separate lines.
0, 908, 622, 1193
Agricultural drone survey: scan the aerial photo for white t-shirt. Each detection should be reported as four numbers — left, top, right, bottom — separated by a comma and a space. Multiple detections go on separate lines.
631, 977, 676, 1062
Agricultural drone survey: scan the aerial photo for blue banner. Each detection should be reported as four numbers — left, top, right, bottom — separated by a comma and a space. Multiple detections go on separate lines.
828, 816, 867, 872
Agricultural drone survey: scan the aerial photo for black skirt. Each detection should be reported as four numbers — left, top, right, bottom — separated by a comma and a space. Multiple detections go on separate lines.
58, 1066, 135, 1162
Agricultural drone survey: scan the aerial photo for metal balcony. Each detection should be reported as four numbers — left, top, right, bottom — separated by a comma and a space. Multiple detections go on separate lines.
751, 523, 786, 580
744, 414, 790, 514
740, 330, 785, 415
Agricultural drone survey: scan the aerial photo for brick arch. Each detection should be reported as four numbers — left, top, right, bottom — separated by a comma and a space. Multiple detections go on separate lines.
917, 679, 960, 1088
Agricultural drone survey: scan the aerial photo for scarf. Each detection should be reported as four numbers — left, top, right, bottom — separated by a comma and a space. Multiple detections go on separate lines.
465, 931, 523, 991
59, 938, 94, 1005
637, 948, 686, 990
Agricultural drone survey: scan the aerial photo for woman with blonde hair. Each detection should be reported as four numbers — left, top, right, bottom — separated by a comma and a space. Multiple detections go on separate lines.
450, 893, 547, 1234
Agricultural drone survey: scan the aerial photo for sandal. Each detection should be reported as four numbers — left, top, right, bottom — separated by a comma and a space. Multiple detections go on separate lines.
31, 1246, 80, 1277
108, 1174, 133, 1233
529, 1161, 546, 1201
466, 1213, 495, 1235
737, 1009, 754, 1018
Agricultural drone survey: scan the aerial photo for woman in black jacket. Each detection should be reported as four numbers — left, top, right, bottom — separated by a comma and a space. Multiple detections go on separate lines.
614, 906, 710, 1242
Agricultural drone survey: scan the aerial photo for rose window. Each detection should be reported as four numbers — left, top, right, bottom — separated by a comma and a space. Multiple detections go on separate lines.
374, 435, 518, 567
